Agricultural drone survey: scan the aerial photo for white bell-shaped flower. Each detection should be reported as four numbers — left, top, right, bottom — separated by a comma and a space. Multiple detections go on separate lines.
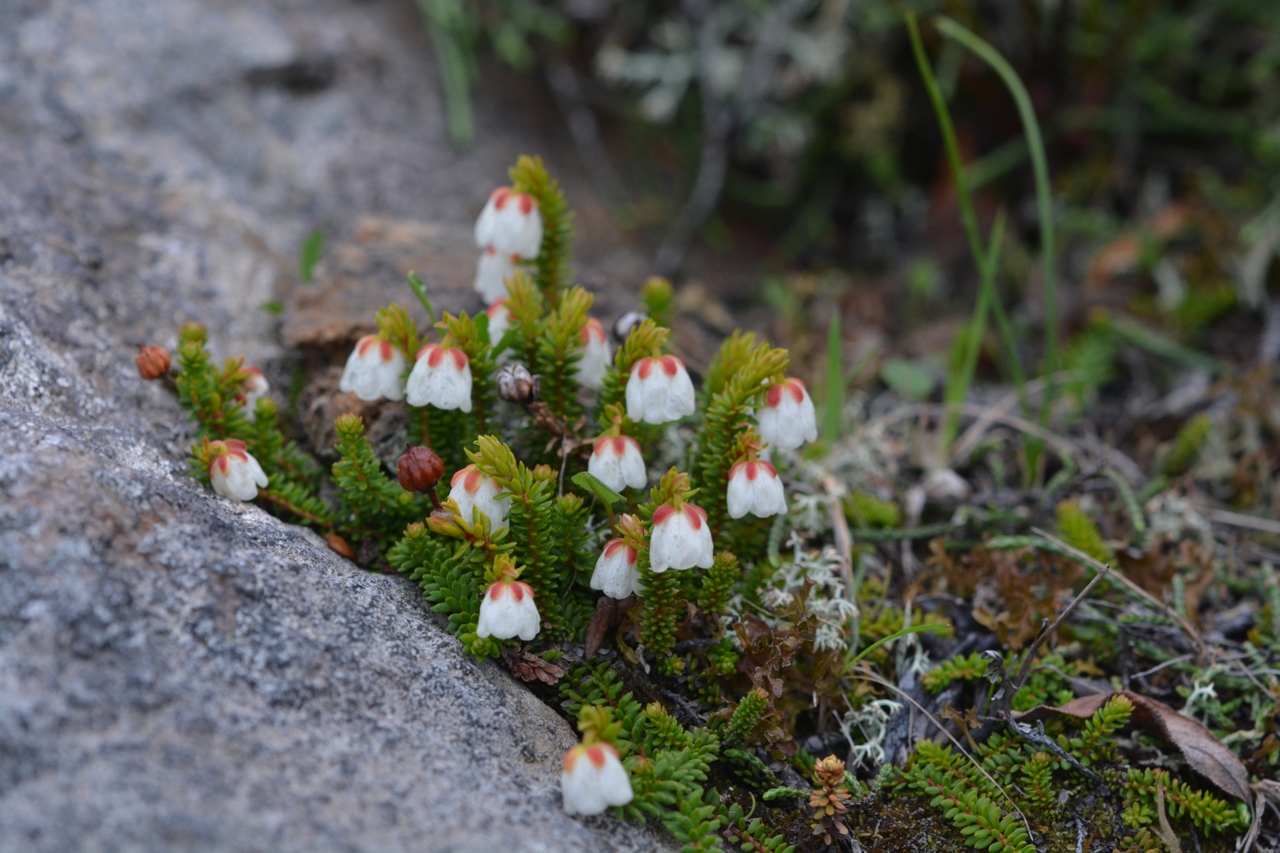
575, 317, 612, 390
486, 297, 514, 346
474, 187, 543, 258
590, 539, 641, 599
476, 579, 540, 641
562, 742, 633, 815
474, 247, 518, 305
448, 464, 511, 531
726, 460, 787, 519
587, 435, 646, 493
649, 502, 713, 573
624, 355, 696, 425
406, 343, 473, 412
208, 439, 268, 502
236, 367, 270, 419
338, 335, 406, 402
756, 377, 817, 451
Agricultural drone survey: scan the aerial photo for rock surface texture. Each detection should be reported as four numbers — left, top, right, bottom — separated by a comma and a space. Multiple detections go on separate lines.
0, 1, 667, 850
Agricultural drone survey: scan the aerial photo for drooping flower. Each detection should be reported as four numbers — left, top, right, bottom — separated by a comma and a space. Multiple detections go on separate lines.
477, 577, 540, 641
474, 187, 543, 259
406, 343, 473, 411
207, 439, 268, 502
236, 367, 270, 418
587, 435, 646, 493
474, 247, 518, 305
562, 742, 633, 815
624, 355, 696, 425
649, 502, 713, 573
575, 317, 612, 390
726, 459, 787, 519
448, 464, 511, 531
486, 297, 514, 345
339, 335, 406, 402
590, 539, 640, 599
756, 377, 817, 451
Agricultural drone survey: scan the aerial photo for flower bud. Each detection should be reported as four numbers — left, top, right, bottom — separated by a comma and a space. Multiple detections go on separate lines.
496, 363, 540, 406
397, 446, 445, 493
135, 344, 171, 380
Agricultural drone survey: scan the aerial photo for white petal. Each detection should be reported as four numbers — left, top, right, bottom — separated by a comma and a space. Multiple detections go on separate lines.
619, 444, 647, 490
596, 754, 634, 807
726, 473, 752, 520
624, 370, 646, 424
590, 546, 638, 600
575, 335, 611, 390
664, 363, 696, 421
474, 250, 516, 304
587, 451, 627, 493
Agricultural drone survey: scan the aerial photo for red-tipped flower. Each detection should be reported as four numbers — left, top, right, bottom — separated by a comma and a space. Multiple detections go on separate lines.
561, 742, 633, 815
649, 503, 713, 573
406, 344, 472, 412
339, 335, 406, 402
624, 355, 695, 425
757, 377, 817, 450
207, 439, 268, 502
726, 459, 786, 519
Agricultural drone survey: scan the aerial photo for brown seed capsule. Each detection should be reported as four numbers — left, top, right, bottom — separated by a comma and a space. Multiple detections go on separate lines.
496, 363, 540, 406
397, 446, 445, 494
135, 344, 171, 380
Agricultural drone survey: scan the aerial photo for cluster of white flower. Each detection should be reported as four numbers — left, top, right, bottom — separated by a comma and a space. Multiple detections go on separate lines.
473, 187, 543, 303
322, 179, 838, 822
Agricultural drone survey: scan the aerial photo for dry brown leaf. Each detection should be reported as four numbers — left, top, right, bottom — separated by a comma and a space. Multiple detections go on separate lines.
1014, 690, 1251, 802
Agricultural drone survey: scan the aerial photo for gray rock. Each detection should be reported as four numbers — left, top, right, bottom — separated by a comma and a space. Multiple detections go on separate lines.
0, 0, 669, 850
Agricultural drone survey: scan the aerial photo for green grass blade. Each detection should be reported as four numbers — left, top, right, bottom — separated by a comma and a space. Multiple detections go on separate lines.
934, 16, 1059, 481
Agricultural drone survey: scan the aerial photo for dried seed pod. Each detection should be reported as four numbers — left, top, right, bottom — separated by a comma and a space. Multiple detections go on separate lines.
496, 363, 540, 406
135, 344, 171, 380
397, 446, 445, 494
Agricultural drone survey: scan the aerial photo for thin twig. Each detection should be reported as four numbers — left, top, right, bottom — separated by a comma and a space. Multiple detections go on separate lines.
1008, 544, 1110, 697
1203, 508, 1280, 538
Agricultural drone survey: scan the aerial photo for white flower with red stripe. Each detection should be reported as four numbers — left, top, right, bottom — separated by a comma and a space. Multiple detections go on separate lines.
475, 187, 543, 259
575, 317, 612, 390
590, 539, 641, 599
339, 335, 406, 402
207, 439, 268, 502
756, 377, 817, 451
473, 246, 518, 304
477, 556, 540, 641
649, 502, 713, 573
486, 297, 514, 346
625, 354, 696, 425
236, 367, 270, 418
406, 343, 473, 411
727, 459, 787, 519
587, 435, 646, 493
448, 464, 511, 531
562, 741, 633, 815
